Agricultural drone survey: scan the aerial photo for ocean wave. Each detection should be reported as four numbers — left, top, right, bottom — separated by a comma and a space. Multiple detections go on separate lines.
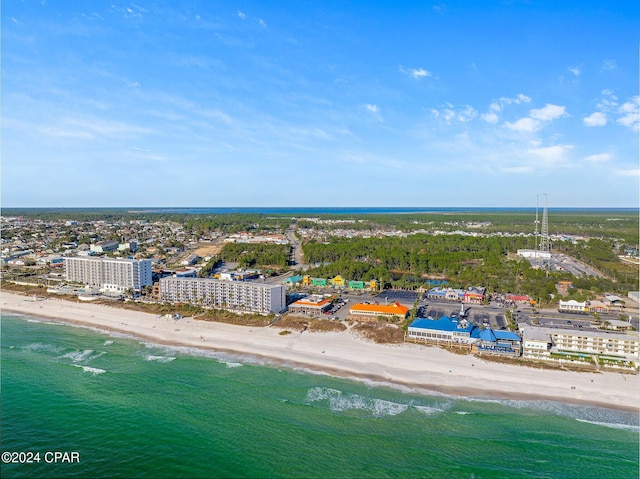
575, 419, 639, 432
464, 397, 639, 431
413, 405, 448, 416
60, 349, 105, 363
73, 365, 106, 375
22, 342, 64, 354
144, 355, 176, 363
104, 340, 114, 346
138, 341, 263, 368
306, 387, 417, 418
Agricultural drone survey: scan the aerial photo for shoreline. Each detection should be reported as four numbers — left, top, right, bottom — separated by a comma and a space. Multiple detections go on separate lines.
2, 291, 639, 412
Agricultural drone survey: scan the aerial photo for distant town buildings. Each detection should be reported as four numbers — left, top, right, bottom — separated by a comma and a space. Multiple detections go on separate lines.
65, 257, 152, 292
89, 240, 120, 253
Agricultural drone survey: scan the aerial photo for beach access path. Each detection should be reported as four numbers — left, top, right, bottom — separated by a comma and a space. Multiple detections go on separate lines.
2, 291, 638, 411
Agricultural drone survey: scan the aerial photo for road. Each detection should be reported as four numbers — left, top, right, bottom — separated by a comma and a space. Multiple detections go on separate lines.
285, 225, 306, 270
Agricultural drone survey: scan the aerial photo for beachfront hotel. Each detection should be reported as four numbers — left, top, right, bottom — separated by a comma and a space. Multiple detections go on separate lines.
65, 256, 152, 293
159, 277, 285, 314
518, 323, 639, 368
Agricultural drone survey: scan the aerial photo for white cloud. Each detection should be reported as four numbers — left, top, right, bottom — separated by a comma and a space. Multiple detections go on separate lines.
504, 117, 541, 132
457, 105, 477, 122
431, 107, 455, 123
583, 111, 607, 127
430, 104, 475, 124
257, 18, 267, 27
502, 166, 533, 174
601, 59, 617, 71
616, 169, 640, 177
597, 90, 618, 110
433, 4, 445, 14
399, 66, 432, 79
568, 66, 581, 76
529, 104, 566, 121
481, 111, 499, 124
527, 144, 573, 166
365, 104, 379, 113
494, 94, 532, 112
584, 153, 612, 162
617, 96, 640, 131
238, 11, 246, 20
483, 94, 531, 122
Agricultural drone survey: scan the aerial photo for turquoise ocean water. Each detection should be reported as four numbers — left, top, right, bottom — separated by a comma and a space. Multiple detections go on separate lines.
1, 314, 638, 479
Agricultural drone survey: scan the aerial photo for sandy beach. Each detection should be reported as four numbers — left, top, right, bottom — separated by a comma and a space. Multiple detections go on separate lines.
2, 291, 638, 411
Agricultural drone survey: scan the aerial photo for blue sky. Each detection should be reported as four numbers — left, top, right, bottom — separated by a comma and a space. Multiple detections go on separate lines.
2, 0, 639, 207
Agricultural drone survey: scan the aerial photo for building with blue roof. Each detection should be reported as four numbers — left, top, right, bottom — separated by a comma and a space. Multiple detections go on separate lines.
476, 329, 522, 355
407, 317, 476, 344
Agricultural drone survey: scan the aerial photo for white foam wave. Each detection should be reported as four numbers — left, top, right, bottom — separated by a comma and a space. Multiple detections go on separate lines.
27, 319, 43, 323
138, 341, 266, 368
224, 362, 243, 368
306, 387, 413, 418
104, 340, 114, 346
22, 342, 64, 354
144, 355, 176, 363
412, 405, 446, 416
464, 397, 639, 431
61, 349, 95, 362
454, 411, 473, 415
575, 419, 640, 432
73, 365, 106, 375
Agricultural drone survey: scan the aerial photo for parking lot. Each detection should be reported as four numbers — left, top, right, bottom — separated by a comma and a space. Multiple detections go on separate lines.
375, 289, 420, 303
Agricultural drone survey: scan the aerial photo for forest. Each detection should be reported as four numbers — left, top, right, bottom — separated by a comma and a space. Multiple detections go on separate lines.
218, 243, 291, 269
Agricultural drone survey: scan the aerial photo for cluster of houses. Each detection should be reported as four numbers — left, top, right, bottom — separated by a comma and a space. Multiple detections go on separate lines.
558, 295, 626, 315
286, 274, 378, 292
426, 287, 534, 306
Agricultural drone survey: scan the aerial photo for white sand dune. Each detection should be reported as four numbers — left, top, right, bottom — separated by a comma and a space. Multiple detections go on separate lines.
2, 291, 638, 411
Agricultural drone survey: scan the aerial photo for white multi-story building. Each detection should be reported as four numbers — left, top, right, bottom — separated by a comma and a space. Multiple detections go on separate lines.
65, 257, 152, 292
518, 326, 552, 360
159, 277, 285, 314
550, 329, 639, 360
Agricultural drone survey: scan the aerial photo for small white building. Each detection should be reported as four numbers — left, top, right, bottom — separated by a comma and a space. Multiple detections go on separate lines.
558, 299, 588, 314
518, 325, 551, 360
517, 249, 552, 259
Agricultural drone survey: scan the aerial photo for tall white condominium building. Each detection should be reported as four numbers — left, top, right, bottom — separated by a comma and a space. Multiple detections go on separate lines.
65, 257, 152, 292
159, 277, 286, 314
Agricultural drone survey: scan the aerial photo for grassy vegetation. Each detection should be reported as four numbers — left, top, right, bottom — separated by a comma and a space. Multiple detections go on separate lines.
351, 321, 405, 343
273, 315, 347, 333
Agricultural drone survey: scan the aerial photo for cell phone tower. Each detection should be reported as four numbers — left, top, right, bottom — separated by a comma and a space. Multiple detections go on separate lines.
534, 195, 540, 268
539, 194, 550, 270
